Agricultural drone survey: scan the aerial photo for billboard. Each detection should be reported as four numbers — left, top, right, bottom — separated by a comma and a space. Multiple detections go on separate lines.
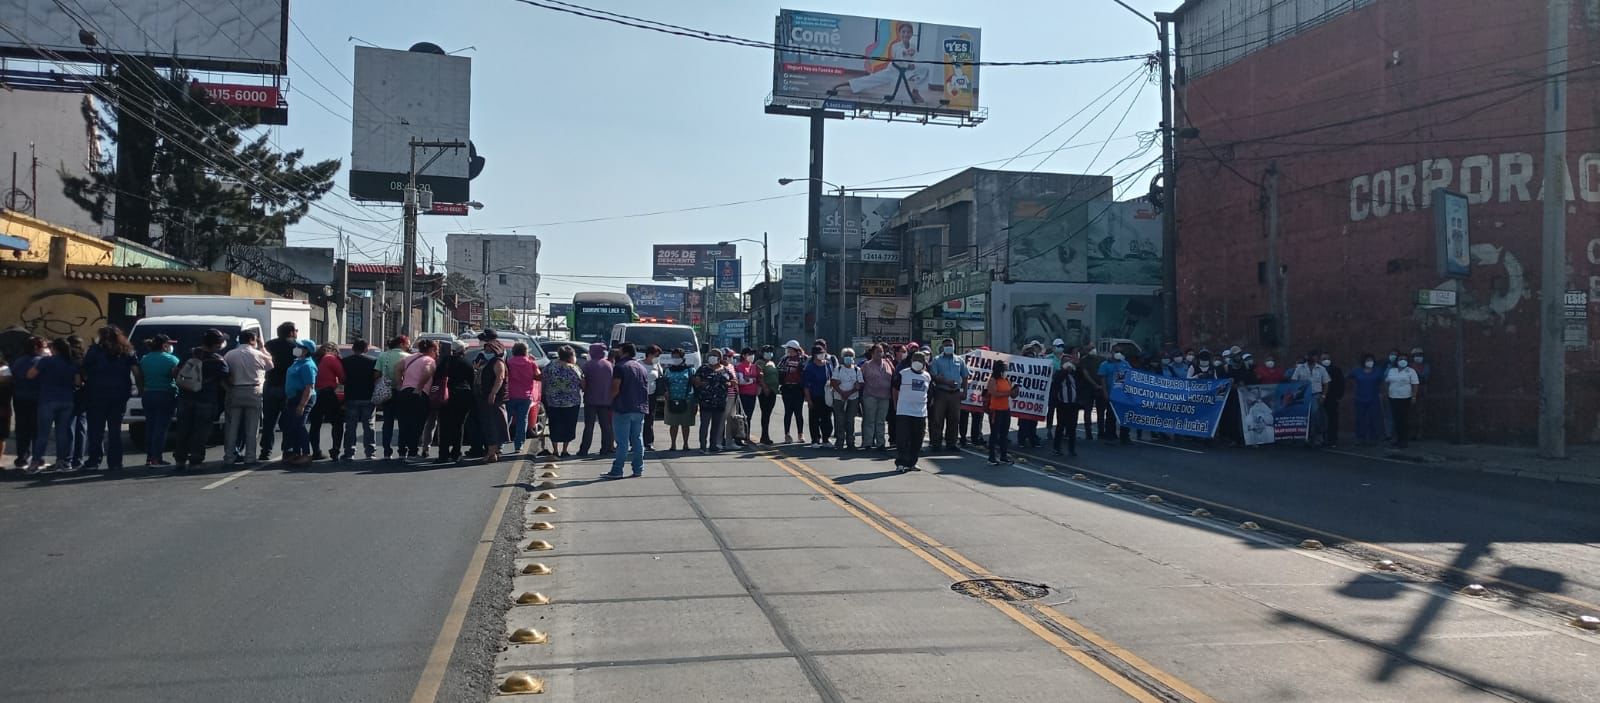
547, 303, 572, 318
715, 258, 741, 292
779, 264, 807, 342
821, 196, 901, 256
773, 10, 980, 117
652, 244, 736, 280
858, 296, 912, 343
625, 284, 687, 317
1088, 201, 1163, 285
349, 47, 471, 202
0, 0, 287, 74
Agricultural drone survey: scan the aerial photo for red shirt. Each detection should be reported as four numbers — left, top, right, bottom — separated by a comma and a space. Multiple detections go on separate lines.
315, 354, 345, 390
1254, 366, 1286, 384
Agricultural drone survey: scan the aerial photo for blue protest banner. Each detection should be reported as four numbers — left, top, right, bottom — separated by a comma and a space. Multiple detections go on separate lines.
1237, 381, 1312, 445
1109, 369, 1232, 438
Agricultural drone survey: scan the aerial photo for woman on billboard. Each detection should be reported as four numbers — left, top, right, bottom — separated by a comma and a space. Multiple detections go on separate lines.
828, 21, 927, 105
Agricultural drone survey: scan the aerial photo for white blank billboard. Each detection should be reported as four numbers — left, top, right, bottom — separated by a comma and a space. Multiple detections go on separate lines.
348, 46, 471, 203
0, 0, 286, 74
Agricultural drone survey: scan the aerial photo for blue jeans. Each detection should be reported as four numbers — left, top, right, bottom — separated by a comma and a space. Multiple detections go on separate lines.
280, 397, 314, 456
34, 400, 74, 466
343, 400, 377, 458
609, 411, 645, 475
507, 399, 532, 449
143, 391, 176, 462
86, 395, 130, 468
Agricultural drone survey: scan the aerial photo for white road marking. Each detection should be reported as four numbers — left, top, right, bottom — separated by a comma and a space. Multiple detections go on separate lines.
201, 469, 254, 490
1323, 448, 1419, 465
1133, 439, 1206, 454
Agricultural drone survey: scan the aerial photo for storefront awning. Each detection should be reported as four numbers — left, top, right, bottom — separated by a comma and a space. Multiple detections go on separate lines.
0, 234, 30, 252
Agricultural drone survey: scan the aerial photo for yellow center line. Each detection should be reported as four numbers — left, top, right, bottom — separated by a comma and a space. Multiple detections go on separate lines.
410, 459, 525, 703
767, 454, 1214, 703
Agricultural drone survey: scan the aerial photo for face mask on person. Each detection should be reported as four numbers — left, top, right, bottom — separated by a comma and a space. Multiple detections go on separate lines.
1320, 359, 1331, 367
706, 354, 720, 365
1364, 360, 1376, 369
670, 356, 685, 366
1265, 360, 1276, 369
842, 355, 855, 366
911, 360, 925, 372
763, 352, 774, 360
1412, 355, 1423, 363
813, 354, 824, 363
1397, 359, 1409, 369
941, 346, 954, 356
483, 351, 497, 360
1388, 354, 1398, 363
293, 347, 305, 358
1112, 352, 1124, 361
1199, 361, 1211, 369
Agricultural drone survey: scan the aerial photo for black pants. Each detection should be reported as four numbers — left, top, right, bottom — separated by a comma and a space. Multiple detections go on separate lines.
1017, 418, 1039, 447
988, 410, 1012, 461
175, 396, 218, 466
968, 408, 983, 442
1390, 397, 1412, 448
758, 392, 777, 441
438, 392, 474, 459
580, 404, 613, 454
895, 415, 925, 469
1323, 397, 1341, 446
1095, 394, 1113, 435
1052, 405, 1084, 454
310, 388, 343, 454
259, 385, 285, 454
12, 397, 37, 464
780, 385, 805, 437
395, 390, 428, 456
698, 405, 726, 449
808, 397, 833, 443
643, 396, 657, 447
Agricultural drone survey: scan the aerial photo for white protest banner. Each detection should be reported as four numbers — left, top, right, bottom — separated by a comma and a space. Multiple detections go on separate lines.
958, 350, 1053, 421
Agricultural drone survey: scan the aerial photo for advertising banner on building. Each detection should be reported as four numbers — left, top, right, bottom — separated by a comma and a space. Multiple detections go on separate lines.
1089, 201, 1163, 285
820, 196, 902, 256
625, 284, 686, 318
349, 47, 471, 202
859, 296, 912, 343
0, 0, 287, 74
780, 264, 807, 342
958, 350, 1052, 422
1433, 189, 1471, 278
860, 278, 897, 297
715, 258, 741, 292
547, 302, 572, 318
1236, 381, 1313, 445
1110, 369, 1232, 439
772, 10, 981, 118
653, 244, 736, 281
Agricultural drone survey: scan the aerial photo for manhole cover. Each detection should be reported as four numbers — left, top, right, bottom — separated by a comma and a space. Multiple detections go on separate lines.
950, 579, 1050, 601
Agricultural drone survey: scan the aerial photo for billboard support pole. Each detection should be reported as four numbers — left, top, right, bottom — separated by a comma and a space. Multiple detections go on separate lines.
401, 139, 467, 336
837, 185, 848, 349
1537, 0, 1568, 458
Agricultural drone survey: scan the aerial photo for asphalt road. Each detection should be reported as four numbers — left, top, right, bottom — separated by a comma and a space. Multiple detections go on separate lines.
0, 441, 523, 703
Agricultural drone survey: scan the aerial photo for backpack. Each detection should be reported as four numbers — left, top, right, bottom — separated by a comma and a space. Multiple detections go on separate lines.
175, 357, 205, 393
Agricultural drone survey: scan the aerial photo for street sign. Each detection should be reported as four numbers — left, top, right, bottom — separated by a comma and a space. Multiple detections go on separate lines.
1564, 290, 1589, 351
1416, 289, 1457, 307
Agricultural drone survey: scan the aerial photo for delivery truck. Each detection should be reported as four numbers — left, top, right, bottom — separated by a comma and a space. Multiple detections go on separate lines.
126, 296, 313, 447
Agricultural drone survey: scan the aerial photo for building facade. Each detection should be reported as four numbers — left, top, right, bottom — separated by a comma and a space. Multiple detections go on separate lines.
446, 233, 541, 309
0, 90, 105, 238
1171, 0, 1600, 442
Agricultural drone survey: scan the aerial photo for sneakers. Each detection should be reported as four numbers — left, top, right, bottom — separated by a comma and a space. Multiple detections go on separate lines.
258, 450, 273, 462
785, 433, 793, 443
988, 458, 1001, 466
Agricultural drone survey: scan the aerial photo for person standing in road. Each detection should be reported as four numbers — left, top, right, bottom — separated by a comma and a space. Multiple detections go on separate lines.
309, 342, 345, 461
830, 348, 864, 450
280, 338, 318, 467
9, 337, 46, 469
543, 346, 584, 458
1349, 353, 1384, 445
172, 330, 230, 472
859, 344, 895, 451
395, 340, 438, 460
926, 338, 968, 453
432, 342, 474, 463
1049, 348, 1091, 457
692, 348, 731, 452
1254, 355, 1286, 384
756, 345, 779, 445
984, 359, 1018, 466
777, 340, 807, 443
222, 331, 273, 466
640, 345, 663, 452
375, 335, 411, 459
734, 348, 761, 442
258, 321, 298, 462
1291, 350, 1332, 446
801, 345, 834, 447
505, 342, 540, 455
1408, 346, 1430, 441
26, 337, 81, 473
80, 325, 137, 472
1380, 347, 1402, 441
891, 351, 932, 472
1013, 341, 1045, 448
136, 335, 180, 468
477, 340, 510, 463
1384, 356, 1420, 449
605, 342, 650, 478
1098, 348, 1135, 445
340, 340, 380, 461
661, 347, 695, 451
579, 342, 615, 456
1320, 352, 1345, 448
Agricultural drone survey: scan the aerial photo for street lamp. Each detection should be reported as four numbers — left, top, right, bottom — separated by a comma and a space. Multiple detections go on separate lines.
719, 235, 772, 345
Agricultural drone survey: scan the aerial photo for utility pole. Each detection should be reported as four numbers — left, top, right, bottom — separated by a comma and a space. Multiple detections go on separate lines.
1156, 12, 1179, 345
1264, 162, 1284, 353
837, 185, 848, 348
1538, 0, 1569, 458
402, 138, 467, 336
762, 231, 772, 346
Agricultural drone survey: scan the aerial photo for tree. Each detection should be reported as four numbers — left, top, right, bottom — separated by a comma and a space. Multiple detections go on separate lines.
444, 272, 483, 301
62, 62, 340, 264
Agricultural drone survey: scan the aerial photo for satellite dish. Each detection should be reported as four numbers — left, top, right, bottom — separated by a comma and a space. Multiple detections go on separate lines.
408, 42, 446, 54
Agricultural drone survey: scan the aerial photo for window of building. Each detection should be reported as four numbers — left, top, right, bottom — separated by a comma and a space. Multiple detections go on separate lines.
499, 274, 508, 285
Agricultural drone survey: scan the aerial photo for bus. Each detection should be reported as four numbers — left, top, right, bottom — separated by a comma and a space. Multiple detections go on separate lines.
567, 292, 636, 344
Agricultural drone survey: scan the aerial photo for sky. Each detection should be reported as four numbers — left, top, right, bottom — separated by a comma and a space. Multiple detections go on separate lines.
279, 0, 1169, 305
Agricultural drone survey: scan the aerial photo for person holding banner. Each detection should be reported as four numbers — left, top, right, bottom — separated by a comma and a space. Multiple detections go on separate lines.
927, 338, 969, 453
983, 359, 1019, 465
1014, 341, 1046, 448
891, 351, 932, 472
1097, 348, 1133, 445
1049, 350, 1092, 457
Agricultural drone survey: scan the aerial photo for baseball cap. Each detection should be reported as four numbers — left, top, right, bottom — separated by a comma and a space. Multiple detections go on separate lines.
1052, 338, 1065, 347
784, 340, 802, 350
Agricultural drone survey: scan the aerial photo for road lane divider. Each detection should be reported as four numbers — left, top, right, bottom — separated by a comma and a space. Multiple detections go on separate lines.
766, 451, 1217, 703
200, 469, 253, 490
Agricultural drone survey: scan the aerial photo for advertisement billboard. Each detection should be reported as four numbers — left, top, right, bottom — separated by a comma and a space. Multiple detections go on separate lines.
547, 303, 572, 318
1088, 201, 1163, 285
715, 258, 742, 292
858, 296, 912, 343
652, 244, 737, 280
780, 264, 807, 342
0, 0, 288, 74
773, 10, 980, 117
625, 284, 687, 317
821, 196, 901, 256
349, 47, 471, 203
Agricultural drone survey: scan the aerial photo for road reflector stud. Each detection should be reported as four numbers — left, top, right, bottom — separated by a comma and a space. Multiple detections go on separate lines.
1239, 521, 1261, 530
1145, 494, 1163, 503
498, 673, 544, 694
1106, 483, 1123, 492
1375, 559, 1399, 571
529, 521, 555, 531
535, 481, 558, 490
532, 505, 556, 514
525, 540, 553, 551
1041, 465, 1055, 472
539, 471, 559, 479
1460, 584, 1489, 597
1571, 615, 1599, 631
1015, 457, 1027, 464
541, 462, 559, 470
522, 563, 552, 575
1299, 539, 1325, 550
509, 627, 549, 644
535, 492, 557, 501
1071, 473, 1088, 481
1190, 508, 1211, 517
515, 592, 550, 605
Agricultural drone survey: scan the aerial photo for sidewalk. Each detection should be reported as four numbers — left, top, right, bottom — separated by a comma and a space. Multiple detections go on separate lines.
1327, 438, 1600, 485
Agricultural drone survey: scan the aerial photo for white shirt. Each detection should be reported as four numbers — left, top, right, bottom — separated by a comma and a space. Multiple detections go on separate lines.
894, 368, 931, 417
223, 346, 273, 389
1385, 367, 1419, 399
832, 364, 863, 398
1290, 363, 1330, 394
644, 361, 662, 395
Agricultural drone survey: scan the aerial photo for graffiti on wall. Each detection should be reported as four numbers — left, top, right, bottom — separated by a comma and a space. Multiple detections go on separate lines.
17, 287, 106, 338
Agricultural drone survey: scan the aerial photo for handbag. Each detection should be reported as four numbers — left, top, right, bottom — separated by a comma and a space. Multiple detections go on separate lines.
372, 377, 393, 405
428, 382, 448, 409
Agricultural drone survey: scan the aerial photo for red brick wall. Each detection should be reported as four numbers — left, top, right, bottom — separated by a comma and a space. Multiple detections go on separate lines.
1175, 0, 1600, 443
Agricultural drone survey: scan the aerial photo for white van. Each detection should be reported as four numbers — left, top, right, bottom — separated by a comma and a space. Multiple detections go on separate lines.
609, 323, 701, 368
